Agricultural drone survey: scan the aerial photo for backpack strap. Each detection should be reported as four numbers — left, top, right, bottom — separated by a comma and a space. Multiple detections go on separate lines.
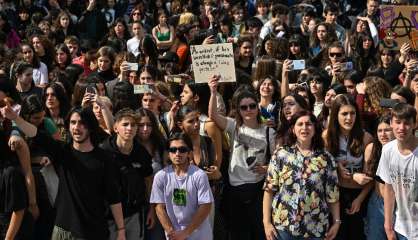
265, 127, 271, 164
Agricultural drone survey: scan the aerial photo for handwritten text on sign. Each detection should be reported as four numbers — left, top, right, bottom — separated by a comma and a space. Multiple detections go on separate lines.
191, 43, 236, 83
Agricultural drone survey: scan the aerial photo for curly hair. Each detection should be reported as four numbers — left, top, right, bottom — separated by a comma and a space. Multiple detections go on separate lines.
363, 76, 392, 115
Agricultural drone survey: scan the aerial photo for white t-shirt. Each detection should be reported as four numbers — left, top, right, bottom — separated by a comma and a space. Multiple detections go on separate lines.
127, 37, 141, 57
225, 117, 276, 186
150, 165, 213, 240
33, 62, 48, 86
376, 139, 418, 239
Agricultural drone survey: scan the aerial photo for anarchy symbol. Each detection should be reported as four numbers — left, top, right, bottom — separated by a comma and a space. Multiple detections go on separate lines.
390, 12, 413, 38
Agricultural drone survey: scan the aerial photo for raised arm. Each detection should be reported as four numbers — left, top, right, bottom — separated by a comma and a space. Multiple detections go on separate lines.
1, 105, 37, 137
281, 59, 292, 98
94, 95, 114, 133
208, 75, 228, 131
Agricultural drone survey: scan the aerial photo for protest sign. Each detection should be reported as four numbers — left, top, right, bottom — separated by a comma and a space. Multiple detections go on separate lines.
190, 43, 236, 83
380, 5, 418, 50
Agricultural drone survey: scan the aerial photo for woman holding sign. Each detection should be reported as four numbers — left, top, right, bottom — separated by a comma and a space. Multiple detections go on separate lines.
208, 75, 276, 240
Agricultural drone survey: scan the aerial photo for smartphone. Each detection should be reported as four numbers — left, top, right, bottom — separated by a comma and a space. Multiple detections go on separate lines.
166, 75, 183, 83
298, 81, 309, 89
291, 60, 305, 70
380, 98, 400, 108
85, 84, 97, 94
341, 62, 353, 71
134, 84, 152, 94
126, 62, 139, 71
260, 107, 272, 119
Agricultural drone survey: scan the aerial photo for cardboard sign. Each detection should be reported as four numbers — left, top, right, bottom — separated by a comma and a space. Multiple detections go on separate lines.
380, 5, 418, 50
190, 43, 236, 83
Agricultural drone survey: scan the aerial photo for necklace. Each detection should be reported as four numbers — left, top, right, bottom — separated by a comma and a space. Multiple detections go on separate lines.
296, 144, 312, 157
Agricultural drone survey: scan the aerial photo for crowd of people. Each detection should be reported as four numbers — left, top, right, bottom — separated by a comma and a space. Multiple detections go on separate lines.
1, 0, 418, 239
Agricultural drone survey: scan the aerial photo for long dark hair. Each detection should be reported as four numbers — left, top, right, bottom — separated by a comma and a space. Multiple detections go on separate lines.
55, 43, 72, 68
172, 105, 197, 134
366, 115, 392, 176
20, 94, 44, 122
140, 35, 159, 66
353, 32, 378, 77
285, 110, 324, 151
136, 107, 166, 156
112, 81, 139, 113
184, 82, 210, 115
278, 93, 309, 136
256, 76, 281, 104
326, 94, 364, 157
65, 106, 100, 146
43, 82, 71, 120
20, 43, 40, 68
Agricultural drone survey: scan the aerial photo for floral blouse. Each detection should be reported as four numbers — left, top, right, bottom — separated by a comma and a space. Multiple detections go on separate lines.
264, 145, 339, 238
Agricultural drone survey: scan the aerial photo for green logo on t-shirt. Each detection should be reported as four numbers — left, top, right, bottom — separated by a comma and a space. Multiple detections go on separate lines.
173, 188, 187, 206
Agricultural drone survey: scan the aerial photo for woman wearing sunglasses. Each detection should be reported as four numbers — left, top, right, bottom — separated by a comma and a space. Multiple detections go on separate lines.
150, 132, 213, 240
208, 75, 276, 240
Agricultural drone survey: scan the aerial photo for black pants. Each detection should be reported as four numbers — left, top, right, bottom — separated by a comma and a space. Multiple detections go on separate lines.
31, 165, 56, 240
223, 181, 265, 240
336, 187, 367, 240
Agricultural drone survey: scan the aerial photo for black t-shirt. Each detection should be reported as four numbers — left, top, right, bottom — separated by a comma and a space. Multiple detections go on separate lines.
0, 166, 32, 239
33, 131, 121, 239
100, 136, 153, 217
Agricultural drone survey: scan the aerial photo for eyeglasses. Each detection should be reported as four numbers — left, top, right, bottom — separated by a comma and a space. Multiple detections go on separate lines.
329, 52, 343, 58
133, 12, 140, 16
239, 103, 257, 111
168, 146, 189, 153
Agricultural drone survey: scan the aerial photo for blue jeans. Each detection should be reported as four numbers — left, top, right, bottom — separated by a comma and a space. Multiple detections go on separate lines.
396, 232, 408, 240
365, 191, 387, 240
277, 230, 322, 240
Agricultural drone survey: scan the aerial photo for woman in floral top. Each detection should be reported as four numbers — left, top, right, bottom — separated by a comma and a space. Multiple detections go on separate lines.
263, 110, 340, 240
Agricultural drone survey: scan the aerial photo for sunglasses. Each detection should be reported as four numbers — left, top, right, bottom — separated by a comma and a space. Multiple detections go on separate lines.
329, 52, 343, 58
239, 103, 257, 111
133, 12, 140, 16
168, 146, 189, 153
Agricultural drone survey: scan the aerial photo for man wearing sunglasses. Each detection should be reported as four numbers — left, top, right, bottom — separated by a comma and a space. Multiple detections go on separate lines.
150, 132, 213, 240
325, 42, 350, 83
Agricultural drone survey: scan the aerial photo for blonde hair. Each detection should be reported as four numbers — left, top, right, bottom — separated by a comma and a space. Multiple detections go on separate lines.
178, 12, 196, 25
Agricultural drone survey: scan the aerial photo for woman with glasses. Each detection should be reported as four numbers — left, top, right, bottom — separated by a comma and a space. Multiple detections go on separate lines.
208, 74, 276, 240
263, 110, 340, 240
